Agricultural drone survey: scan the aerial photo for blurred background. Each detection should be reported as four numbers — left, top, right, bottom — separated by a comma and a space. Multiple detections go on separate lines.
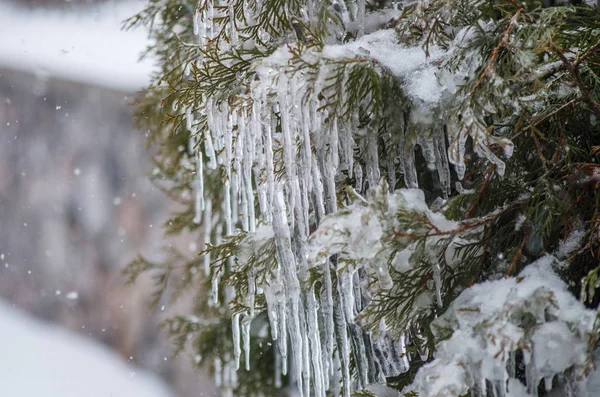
0, 1, 213, 395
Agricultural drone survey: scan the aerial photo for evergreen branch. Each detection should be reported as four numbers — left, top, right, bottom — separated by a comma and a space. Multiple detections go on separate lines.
473, 8, 523, 90
550, 44, 600, 117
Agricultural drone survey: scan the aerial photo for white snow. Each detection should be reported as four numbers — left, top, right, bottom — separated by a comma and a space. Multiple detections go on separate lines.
0, 301, 173, 397
322, 29, 447, 105
0, 1, 154, 91
404, 255, 597, 397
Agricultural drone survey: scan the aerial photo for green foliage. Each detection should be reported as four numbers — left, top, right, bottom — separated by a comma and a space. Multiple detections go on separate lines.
123, 0, 600, 394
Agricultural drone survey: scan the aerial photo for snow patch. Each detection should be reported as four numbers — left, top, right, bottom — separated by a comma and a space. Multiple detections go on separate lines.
404, 256, 596, 397
0, 301, 173, 397
322, 29, 447, 105
0, 1, 154, 91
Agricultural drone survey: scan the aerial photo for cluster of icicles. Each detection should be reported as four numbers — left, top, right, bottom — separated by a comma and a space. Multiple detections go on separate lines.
181, 2, 516, 397
185, 79, 417, 397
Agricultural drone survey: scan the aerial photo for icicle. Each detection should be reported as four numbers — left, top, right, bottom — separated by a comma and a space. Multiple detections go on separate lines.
311, 157, 326, 225
207, 0, 214, 40
193, 9, 200, 36
277, 76, 298, 228
247, 272, 256, 319
224, 181, 233, 236
306, 289, 326, 397
320, 260, 335, 378
354, 162, 363, 192
228, 3, 238, 44
366, 126, 381, 188
297, 163, 310, 239
186, 106, 194, 130
271, 185, 305, 396
357, 0, 365, 37
242, 315, 251, 371
433, 121, 451, 198
448, 127, 468, 180
287, 300, 305, 397
232, 313, 242, 369
204, 135, 218, 171
301, 103, 313, 192
242, 110, 256, 233
212, 268, 220, 305
525, 351, 539, 397
333, 290, 351, 397
507, 351, 516, 379
348, 323, 369, 388
240, 179, 249, 231
263, 282, 280, 340
198, 9, 207, 47
275, 346, 283, 388
279, 300, 288, 376
263, 108, 275, 224
404, 139, 418, 188
340, 123, 355, 178
375, 262, 393, 290
339, 270, 355, 323
203, 198, 212, 276
330, 118, 340, 170
544, 376, 553, 392
432, 262, 443, 307
322, 156, 337, 214
387, 142, 396, 192
232, 115, 242, 230
299, 299, 311, 397
297, 108, 312, 237
398, 333, 410, 372
418, 134, 437, 171
193, 150, 204, 224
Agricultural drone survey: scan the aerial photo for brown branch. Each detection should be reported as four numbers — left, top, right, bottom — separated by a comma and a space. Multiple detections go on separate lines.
464, 166, 495, 219
473, 9, 522, 90
387, 13, 405, 28
550, 115, 565, 164
390, 200, 525, 242
530, 98, 577, 128
506, 0, 526, 10
550, 44, 600, 118
505, 233, 527, 276
530, 129, 548, 170
574, 39, 600, 69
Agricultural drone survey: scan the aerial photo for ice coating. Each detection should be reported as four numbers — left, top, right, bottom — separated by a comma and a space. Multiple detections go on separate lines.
404, 256, 596, 397
181, 5, 526, 397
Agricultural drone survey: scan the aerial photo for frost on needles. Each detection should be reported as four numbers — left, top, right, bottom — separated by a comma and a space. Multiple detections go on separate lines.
125, 0, 600, 396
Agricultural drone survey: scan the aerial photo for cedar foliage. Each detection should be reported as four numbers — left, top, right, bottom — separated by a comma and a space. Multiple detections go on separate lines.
124, 0, 600, 395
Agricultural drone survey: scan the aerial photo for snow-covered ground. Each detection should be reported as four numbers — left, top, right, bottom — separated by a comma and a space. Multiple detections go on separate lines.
0, 0, 154, 91
0, 301, 173, 397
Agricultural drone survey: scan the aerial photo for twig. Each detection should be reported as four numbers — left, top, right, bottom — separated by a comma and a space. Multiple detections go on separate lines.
550, 44, 600, 118
505, 233, 527, 276
390, 200, 526, 242
574, 40, 600, 69
473, 9, 522, 90
530, 129, 548, 170
530, 98, 577, 128
464, 166, 495, 219
467, 227, 493, 287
